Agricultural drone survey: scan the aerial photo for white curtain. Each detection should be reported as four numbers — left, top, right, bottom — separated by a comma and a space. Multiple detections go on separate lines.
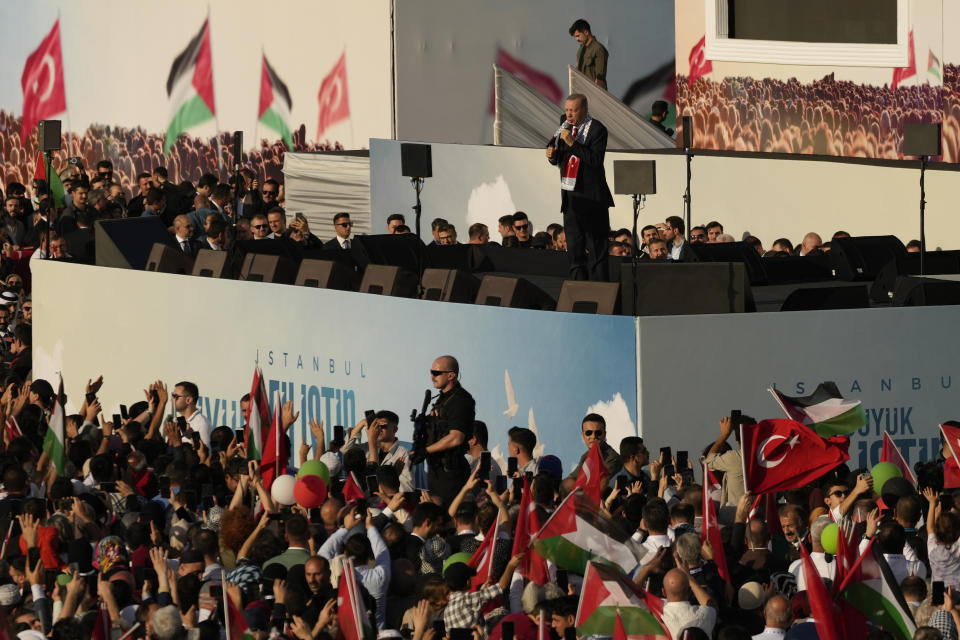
568, 66, 675, 150
282, 152, 371, 240
493, 64, 565, 148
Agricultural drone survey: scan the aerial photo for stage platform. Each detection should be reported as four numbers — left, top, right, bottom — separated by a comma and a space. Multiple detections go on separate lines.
33, 260, 953, 477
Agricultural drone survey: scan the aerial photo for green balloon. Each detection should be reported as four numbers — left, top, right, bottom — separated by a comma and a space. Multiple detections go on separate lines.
870, 461, 903, 496
443, 552, 473, 575
820, 522, 839, 555
298, 460, 330, 484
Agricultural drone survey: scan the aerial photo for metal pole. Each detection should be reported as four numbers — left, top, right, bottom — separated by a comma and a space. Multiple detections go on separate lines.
920, 157, 927, 276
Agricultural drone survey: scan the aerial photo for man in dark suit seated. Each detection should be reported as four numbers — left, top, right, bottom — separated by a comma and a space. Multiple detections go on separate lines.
324, 212, 353, 250
546, 93, 614, 281
663, 216, 696, 262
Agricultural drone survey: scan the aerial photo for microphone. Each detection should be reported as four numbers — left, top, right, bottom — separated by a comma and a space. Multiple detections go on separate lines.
550, 121, 572, 147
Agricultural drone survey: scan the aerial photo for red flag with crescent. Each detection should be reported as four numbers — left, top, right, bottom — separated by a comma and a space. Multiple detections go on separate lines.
688, 35, 713, 88
21, 20, 67, 141
317, 51, 350, 141
741, 419, 850, 495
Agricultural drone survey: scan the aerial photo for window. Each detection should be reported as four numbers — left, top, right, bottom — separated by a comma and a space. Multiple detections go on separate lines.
704, 0, 909, 67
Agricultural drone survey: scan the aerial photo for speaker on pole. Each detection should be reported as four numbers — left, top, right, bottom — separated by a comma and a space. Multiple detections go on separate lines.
613, 161, 656, 195
400, 143, 432, 178
233, 131, 243, 161
902, 123, 942, 157
681, 115, 693, 149
38, 120, 62, 151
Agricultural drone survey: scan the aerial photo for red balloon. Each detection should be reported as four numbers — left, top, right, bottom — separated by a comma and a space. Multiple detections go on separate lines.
294, 474, 327, 508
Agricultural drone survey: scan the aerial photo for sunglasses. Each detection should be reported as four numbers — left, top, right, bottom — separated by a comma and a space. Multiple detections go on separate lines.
829, 490, 848, 498
430, 370, 452, 376
263, 190, 277, 196
584, 430, 604, 437
252, 224, 268, 230
690, 234, 706, 240
514, 224, 530, 231
337, 222, 353, 227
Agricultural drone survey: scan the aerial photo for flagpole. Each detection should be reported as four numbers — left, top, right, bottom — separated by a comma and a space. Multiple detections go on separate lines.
221, 572, 231, 640
275, 390, 280, 480
767, 387, 793, 420
206, 5, 222, 174
739, 423, 749, 496
56, 9, 74, 158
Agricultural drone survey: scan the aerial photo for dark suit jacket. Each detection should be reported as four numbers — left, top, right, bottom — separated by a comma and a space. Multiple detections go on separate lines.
547, 118, 615, 212
323, 237, 349, 251
64, 227, 95, 262
127, 195, 147, 217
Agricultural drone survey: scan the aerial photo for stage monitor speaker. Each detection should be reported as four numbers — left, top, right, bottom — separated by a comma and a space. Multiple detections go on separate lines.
902, 122, 942, 157
95, 217, 179, 270
681, 115, 693, 148
779, 285, 869, 311
556, 281, 620, 314
295, 259, 356, 290
870, 251, 960, 302
233, 131, 243, 161
688, 241, 766, 284
359, 264, 418, 297
145, 242, 193, 275
830, 235, 907, 281
620, 262, 749, 316
351, 234, 425, 273
38, 120, 61, 151
892, 276, 960, 307
421, 268, 479, 303
613, 160, 656, 195
759, 254, 833, 284
475, 275, 556, 310
192, 249, 230, 278
240, 253, 296, 284
401, 143, 432, 178
469, 244, 570, 278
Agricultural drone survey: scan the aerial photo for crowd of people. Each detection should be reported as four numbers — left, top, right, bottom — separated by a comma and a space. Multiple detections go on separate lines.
676, 65, 960, 162
0, 340, 956, 640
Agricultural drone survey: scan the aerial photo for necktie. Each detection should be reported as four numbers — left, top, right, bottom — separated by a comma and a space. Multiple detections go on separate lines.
181, 241, 191, 256
344, 238, 351, 250
571, 126, 577, 141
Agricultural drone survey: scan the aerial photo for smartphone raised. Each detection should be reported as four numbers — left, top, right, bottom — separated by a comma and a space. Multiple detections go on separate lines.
501, 622, 515, 640
366, 475, 379, 495
494, 475, 508, 494
176, 416, 188, 433
333, 425, 345, 445
364, 410, 377, 426
479, 451, 492, 478
556, 569, 569, 592
120, 404, 129, 420
933, 581, 946, 606
616, 475, 628, 491
112, 413, 122, 427
659, 447, 671, 464
507, 456, 518, 476
432, 620, 446, 639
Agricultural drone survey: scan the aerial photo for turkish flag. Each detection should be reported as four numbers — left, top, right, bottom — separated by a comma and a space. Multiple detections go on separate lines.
741, 419, 850, 495
317, 51, 350, 141
490, 48, 564, 113
573, 442, 609, 504
702, 463, 730, 582
688, 35, 713, 88
513, 477, 549, 584
20, 20, 67, 142
342, 472, 366, 503
800, 544, 845, 640
891, 30, 916, 90
880, 432, 917, 485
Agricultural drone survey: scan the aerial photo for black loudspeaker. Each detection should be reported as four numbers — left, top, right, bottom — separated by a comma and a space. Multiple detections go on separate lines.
420, 269, 479, 303
902, 122, 942, 157
240, 253, 296, 284
359, 265, 419, 297
38, 120, 61, 151
779, 284, 869, 311
95, 217, 179, 270
400, 143, 432, 178
145, 242, 193, 275
892, 276, 960, 306
613, 161, 656, 195
351, 234, 425, 273
620, 262, 750, 316
830, 236, 907, 281
295, 259, 356, 290
681, 115, 693, 148
759, 255, 833, 284
870, 251, 960, 302
192, 249, 230, 278
556, 281, 620, 314
470, 244, 570, 277
474, 275, 556, 310
688, 241, 765, 284
233, 131, 243, 161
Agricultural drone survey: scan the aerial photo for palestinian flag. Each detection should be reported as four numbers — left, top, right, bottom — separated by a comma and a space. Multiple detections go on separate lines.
575, 562, 669, 639
881, 432, 916, 485
529, 489, 644, 575
929, 50, 942, 81
245, 365, 270, 461
259, 390, 287, 491
769, 382, 866, 438
90, 604, 110, 640
338, 558, 375, 640
42, 374, 66, 475
164, 19, 216, 155
258, 54, 294, 149
226, 590, 256, 640
837, 539, 917, 640
33, 152, 66, 209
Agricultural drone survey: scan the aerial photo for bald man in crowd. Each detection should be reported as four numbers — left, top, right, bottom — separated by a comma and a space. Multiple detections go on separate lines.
660, 568, 717, 638
753, 596, 792, 640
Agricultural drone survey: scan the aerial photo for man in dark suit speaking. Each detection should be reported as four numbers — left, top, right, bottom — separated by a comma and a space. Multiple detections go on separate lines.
546, 93, 614, 281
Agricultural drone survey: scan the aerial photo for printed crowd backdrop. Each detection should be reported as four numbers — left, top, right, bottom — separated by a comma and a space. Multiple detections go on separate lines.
0, 0, 393, 199
675, 1, 960, 162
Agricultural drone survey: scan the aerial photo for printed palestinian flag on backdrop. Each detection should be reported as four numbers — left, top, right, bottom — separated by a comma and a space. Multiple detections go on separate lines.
769, 382, 866, 438
837, 539, 917, 640
34, 152, 65, 209
529, 489, 644, 575
164, 18, 216, 154
258, 54, 294, 148
575, 562, 669, 639
42, 374, 66, 475
246, 365, 270, 461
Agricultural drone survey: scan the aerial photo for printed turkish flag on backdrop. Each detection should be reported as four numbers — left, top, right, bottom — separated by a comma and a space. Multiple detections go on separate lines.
741, 419, 850, 494
489, 48, 564, 113
21, 19, 67, 141
317, 51, 350, 141
891, 29, 916, 90
688, 35, 713, 88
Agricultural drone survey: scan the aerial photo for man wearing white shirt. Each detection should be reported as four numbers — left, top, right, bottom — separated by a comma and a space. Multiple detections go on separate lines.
325, 212, 353, 250
661, 567, 717, 639
173, 381, 212, 446
788, 517, 836, 591
753, 595, 791, 640
637, 499, 674, 565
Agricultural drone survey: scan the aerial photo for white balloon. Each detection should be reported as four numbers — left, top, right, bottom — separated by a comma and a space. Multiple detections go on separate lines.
271, 474, 296, 505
